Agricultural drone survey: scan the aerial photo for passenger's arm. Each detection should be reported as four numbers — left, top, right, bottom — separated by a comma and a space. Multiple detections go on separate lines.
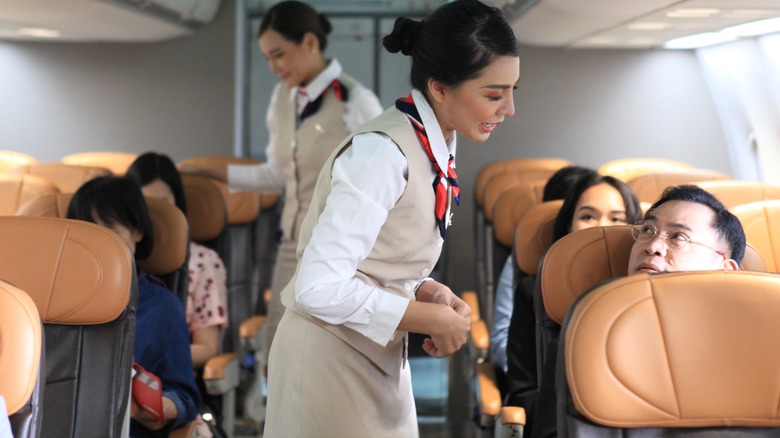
190, 325, 219, 369
491, 256, 515, 372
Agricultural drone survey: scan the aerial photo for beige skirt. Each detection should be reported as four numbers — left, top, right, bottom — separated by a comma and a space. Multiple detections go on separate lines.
262, 238, 298, 367
264, 310, 418, 438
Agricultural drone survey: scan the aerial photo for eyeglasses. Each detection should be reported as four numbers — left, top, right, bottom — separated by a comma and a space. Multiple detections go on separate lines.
630, 224, 726, 259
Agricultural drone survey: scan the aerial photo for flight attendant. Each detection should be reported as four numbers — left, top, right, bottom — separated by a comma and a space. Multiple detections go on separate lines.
181, 0, 383, 369
264, 0, 520, 436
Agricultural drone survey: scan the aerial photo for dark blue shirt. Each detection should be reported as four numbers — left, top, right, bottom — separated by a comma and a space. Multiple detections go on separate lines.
131, 272, 200, 437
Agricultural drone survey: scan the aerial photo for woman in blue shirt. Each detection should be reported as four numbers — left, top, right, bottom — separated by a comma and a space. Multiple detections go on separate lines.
68, 176, 200, 437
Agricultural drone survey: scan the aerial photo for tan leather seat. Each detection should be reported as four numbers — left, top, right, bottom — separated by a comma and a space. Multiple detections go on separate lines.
0, 216, 136, 437
492, 182, 547, 248
0, 174, 59, 216
0, 150, 37, 173
475, 158, 572, 209
627, 169, 732, 203
560, 271, 780, 435
733, 200, 780, 272
474, 158, 572, 325
7, 163, 111, 193
0, 280, 43, 438
696, 180, 780, 209
61, 152, 138, 176
598, 158, 693, 182
514, 200, 563, 277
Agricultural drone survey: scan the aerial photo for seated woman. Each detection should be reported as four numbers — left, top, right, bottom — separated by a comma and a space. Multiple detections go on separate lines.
505, 173, 642, 438
67, 176, 200, 437
126, 152, 229, 370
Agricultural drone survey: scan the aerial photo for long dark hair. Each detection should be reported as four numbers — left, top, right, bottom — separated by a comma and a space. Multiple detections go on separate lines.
67, 176, 154, 260
552, 174, 642, 242
258, 0, 332, 51
383, 0, 519, 96
126, 152, 187, 215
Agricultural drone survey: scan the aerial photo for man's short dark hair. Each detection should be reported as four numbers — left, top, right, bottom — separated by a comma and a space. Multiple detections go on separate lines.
647, 184, 746, 264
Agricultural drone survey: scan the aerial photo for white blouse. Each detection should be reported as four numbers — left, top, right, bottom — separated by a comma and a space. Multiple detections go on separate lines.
294, 89, 457, 346
228, 59, 383, 192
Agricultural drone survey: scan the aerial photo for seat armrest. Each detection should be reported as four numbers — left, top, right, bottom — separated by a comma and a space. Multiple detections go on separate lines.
470, 319, 489, 360
239, 315, 267, 351
495, 406, 526, 438
462, 290, 481, 322
202, 353, 239, 395
476, 361, 502, 421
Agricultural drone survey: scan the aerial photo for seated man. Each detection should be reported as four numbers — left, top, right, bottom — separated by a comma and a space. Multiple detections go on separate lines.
628, 184, 744, 274
531, 184, 746, 438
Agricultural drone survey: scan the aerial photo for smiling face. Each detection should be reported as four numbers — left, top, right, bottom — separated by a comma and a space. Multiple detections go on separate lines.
628, 200, 737, 275
569, 183, 629, 233
428, 55, 520, 142
258, 29, 322, 88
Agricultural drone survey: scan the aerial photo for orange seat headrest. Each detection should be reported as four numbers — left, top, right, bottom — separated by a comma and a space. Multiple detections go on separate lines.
696, 181, 780, 209
514, 200, 562, 276
733, 200, 780, 272
598, 158, 693, 182
61, 152, 139, 176
627, 170, 732, 203
0, 216, 133, 325
0, 174, 59, 216
0, 279, 42, 415
492, 182, 546, 247
565, 271, 780, 428
541, 225, 634, 324
6, 163, 112, 193
182, 175, 227, 241
475, 158, 572, 207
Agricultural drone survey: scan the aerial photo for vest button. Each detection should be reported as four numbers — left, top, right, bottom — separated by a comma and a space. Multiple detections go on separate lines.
436, 237, 444, 247
404, 281, 414, 292
421, 268, 431, 277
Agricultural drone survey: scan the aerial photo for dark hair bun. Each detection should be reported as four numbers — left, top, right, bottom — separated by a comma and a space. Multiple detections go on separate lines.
382, 17, 421, 55
319, 13, 332, 35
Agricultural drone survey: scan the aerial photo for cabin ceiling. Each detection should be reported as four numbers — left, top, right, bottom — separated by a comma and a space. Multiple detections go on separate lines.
1, 0, 779, 47
506, 0, 780, 48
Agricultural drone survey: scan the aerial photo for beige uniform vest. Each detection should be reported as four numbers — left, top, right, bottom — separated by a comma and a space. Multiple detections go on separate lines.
281, 106, 448, 377
272, 74, 361, 241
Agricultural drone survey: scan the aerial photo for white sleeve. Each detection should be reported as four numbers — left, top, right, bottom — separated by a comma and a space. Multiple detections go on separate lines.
345, 87, 384, 132
294, 132, 410, 346
227, 84, 286, 193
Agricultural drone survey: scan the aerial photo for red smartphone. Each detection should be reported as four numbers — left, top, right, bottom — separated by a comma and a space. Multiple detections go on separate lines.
131, 362, 166, 424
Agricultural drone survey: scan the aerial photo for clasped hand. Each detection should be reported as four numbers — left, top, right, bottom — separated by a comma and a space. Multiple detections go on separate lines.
416, 280, 471, 358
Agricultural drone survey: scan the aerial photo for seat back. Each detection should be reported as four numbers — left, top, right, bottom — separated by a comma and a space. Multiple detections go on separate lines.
0, 150, 37, 173
179, 156, 280, 313
627, 169, 732, 203
559, 271, 780, 436
733, 200, 780, 272
598, 158, 693, 182
0, 280, 44, 438
475, 158, 572, 208
6, 163, 111, 193
137, 197, 190, 304
514, 201, 562, 277
493, 182, 548, 248
696, 180, 780, 208
61, 152, 138, 176
0, 216, 136, 438
0, 174, 59, 216
16, 193, 189, 303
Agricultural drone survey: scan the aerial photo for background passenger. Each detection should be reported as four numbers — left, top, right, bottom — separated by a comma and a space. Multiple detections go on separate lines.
67, 176, 200, 437
127, 152, 229, 370
264, 0, 519, 435
179, 0, 383, 372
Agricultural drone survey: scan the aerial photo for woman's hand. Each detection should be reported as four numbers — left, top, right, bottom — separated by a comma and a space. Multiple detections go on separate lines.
130, 396, 178, 431
416, 280, 471, 319
422, 304, 470, 358
415, 280, 471, 357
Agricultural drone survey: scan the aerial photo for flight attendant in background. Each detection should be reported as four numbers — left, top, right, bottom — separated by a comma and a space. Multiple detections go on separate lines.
263, 0, 520, 435
181, 0, 383, 371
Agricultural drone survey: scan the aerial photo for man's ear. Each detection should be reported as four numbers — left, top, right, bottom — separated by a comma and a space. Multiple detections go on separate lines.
426, 79, 448, 105
723, 258, 740, 271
